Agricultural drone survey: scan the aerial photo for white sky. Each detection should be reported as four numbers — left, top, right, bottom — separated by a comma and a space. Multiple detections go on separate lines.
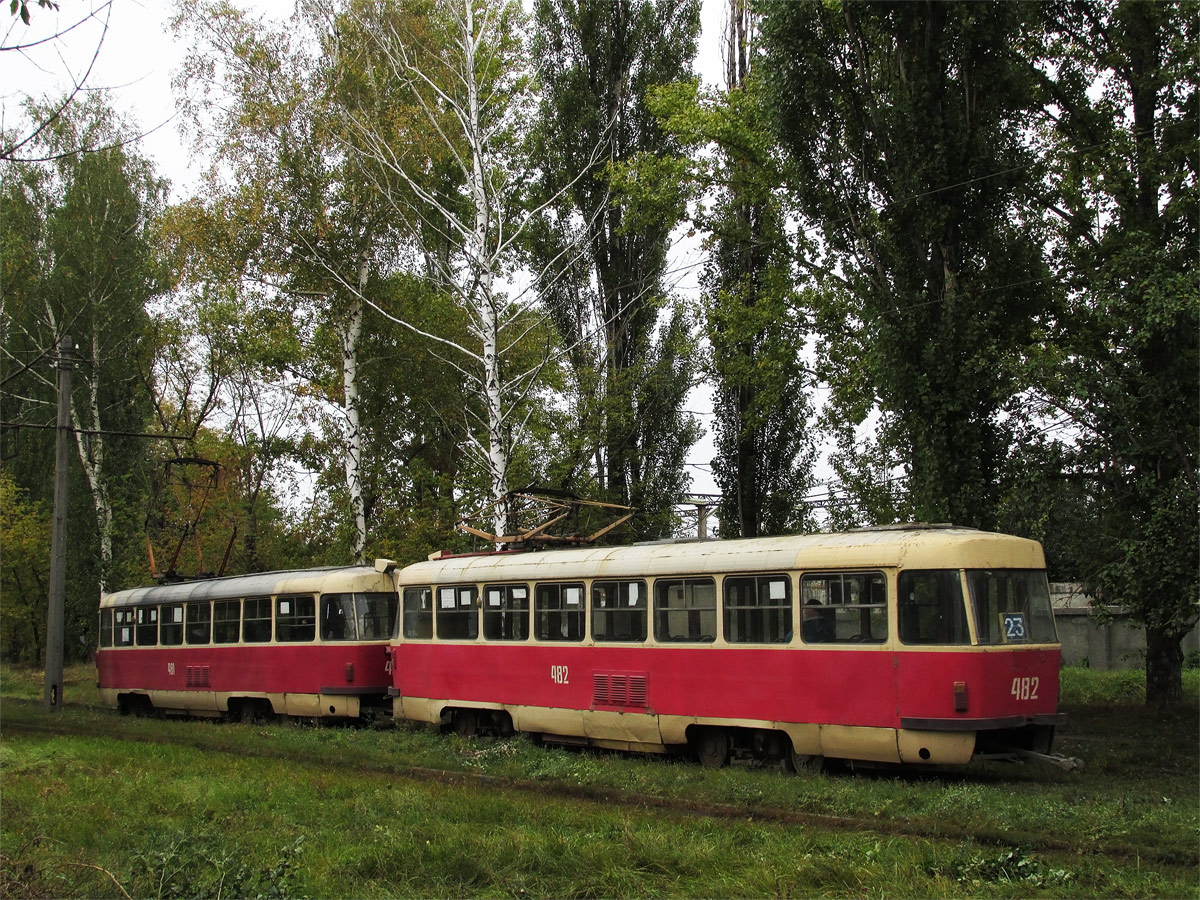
1, 0, 740, 501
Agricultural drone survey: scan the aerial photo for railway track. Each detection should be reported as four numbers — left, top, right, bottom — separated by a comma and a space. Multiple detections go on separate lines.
3, 701, 1183, 867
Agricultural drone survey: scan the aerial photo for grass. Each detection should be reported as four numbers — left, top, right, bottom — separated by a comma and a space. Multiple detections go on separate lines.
1, 663, 1197, 898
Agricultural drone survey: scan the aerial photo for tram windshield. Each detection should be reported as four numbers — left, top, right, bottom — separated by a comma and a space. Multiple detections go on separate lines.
967, 569, 1058, 644
321, 591, 399, 640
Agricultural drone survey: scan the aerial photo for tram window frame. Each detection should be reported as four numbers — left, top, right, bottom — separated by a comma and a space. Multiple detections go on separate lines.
99, 609, 113, 648
135, 606, 159, 646
114, 609, 134, 646
898, 570, 970, 645
242, 596, 272, 643
402, 587, 433, 639
186, 601, 212, 645
160, 603, 185, 646
483, 584, 530, 641
436, 585, 479, 640
799, 572, 888, 644
321, 593, 357, 641
276, 594, 316, 643
213, 599, 240, 644
724, 574, 793, 644
654, 578, 717, 643
592, 580, 647, 643
968, 569, 1058, 645
358, 591, 398, 640
535, 582, 586, 642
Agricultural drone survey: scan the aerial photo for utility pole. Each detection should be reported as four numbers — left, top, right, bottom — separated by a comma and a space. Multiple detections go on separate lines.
44, 334, 74, 712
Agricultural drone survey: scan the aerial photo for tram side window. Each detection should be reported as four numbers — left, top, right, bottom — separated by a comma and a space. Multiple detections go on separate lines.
99, 609, 113, 648
213, 600, 240, 644
401, 588, 433, 639
135, 606, 159, 646
654, 578, 717, 642
358, 591, 399, 640
186, 602, 212, 644
484, 584, 530, 641
437, 586, 479, 640
968, 570, 1058, 645
114, 609, 134, 646
592, 580, 647, 642
276, 594, 316, 642
800, 573, 887, 643
160, 603, 184, 646
243, 597, 272, 642
321, 593, 357, 640
724, 575, 792, 644
535, 583, 585, 642
898, 570, 969, 645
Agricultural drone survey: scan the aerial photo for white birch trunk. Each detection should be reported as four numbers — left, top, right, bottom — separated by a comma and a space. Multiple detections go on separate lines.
71, 329, 113, 594
343, 256, 368, 563
463, 0, 511, 539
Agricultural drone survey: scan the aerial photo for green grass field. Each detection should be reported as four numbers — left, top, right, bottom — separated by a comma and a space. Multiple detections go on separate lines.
1, 664, 1197, 898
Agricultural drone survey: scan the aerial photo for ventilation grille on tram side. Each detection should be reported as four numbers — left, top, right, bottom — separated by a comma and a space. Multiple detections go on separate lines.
593, 672, 648, 708
186, 665, 211, 688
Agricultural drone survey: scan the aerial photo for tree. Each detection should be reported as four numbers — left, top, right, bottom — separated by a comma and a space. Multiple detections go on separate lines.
759, 0, 1055, 529
1031, 0, 1198, 704
335, 0, 573, 540
0, 472, 49, 662
677, 0, 818, 537
1, 94, 165, 596
529, 0, 702, 539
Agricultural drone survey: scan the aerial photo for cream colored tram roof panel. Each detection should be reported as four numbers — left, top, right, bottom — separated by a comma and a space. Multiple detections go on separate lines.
100, 566, 388, 608
398, 528, 1045, 586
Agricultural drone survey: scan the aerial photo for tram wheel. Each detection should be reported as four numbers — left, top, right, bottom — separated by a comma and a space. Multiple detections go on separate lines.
786, 747, 824, 774
693, 728, 730, 768
453, 709, 479, 738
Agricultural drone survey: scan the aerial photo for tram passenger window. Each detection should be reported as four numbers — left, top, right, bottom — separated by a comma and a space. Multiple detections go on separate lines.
186, 602, 211, 644
724, 575, 792, 644
160, 604, 184, 646
535, 583, 585, 642
321, 593, 357, 640
800, 573, 887, 644
114, 609, 134, 646
135, 606, 159, 646
898, 570, 969, 645
213, 600, 240, 644
358, 591, 399, 640
968, 570, 1058, 645
401, 588, 432, 639
99, 610, 113, 648
243, 597, 272, 642
483, 584, 530, 641
654, 578, 717, 642
436, 586, 478, 640
276, 594, 316, 642
592, 581, 647, 642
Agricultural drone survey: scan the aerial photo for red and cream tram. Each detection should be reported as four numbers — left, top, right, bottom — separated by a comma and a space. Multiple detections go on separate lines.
97, 563, 399, 721
388, 526, 1064, 768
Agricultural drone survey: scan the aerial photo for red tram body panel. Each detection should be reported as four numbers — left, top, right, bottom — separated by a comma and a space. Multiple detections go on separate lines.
389, 527, 1064, 766
97, 564, 399, 720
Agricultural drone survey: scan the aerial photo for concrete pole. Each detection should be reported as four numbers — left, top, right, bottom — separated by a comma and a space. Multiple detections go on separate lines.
44, 334, 74, 712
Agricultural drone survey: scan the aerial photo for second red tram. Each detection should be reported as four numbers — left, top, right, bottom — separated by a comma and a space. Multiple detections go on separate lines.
387, 526, 1064, 768
97, 563, 399, 721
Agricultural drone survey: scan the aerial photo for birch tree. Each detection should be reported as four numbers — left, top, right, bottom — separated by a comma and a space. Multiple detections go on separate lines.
334, 0, 580, 539
0, 93, 165, 595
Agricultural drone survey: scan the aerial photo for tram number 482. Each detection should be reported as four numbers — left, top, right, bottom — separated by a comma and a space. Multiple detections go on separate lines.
550, 665, 569, 685
1010, 676, 1040, 701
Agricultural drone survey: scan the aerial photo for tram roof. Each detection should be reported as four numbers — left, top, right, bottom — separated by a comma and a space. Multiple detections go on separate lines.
399, 526, 1046, 585
100, 565, 388, 608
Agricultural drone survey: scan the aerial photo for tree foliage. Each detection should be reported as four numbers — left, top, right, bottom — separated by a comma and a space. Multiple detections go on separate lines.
759, 0, 1055, 529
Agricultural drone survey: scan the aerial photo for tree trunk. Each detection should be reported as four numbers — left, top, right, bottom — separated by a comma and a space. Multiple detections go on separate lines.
1144, 625, 1183, 706
343, 258, 368, 564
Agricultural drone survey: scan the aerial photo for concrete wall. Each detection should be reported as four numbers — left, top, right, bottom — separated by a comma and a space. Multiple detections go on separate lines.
1050, 583, 1200, 670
